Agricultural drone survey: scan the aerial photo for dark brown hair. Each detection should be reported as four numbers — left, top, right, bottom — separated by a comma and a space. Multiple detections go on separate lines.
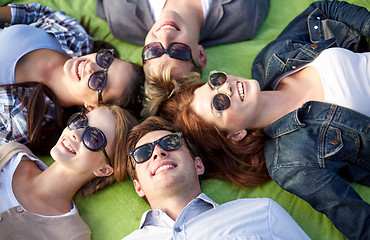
2, 83, 80, 156
159, 84, 270, 187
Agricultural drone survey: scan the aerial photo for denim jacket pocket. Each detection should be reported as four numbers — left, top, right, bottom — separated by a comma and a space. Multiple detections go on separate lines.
320, 126, 360, 163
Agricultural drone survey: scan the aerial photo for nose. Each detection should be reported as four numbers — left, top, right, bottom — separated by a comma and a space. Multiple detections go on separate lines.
217, 79, 233, 96
151, 144, 168, 161
85, 61, 100, 75
69, 128, 84, 143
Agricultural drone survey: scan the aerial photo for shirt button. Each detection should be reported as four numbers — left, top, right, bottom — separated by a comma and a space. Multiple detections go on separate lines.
16, 207, 24, 213
314, 25, 319, 30
154, 210, 160, 216
291, 66, 297, 69
316, 17, 321, 20
174, 227, 181, 232
331, 140, 339, 145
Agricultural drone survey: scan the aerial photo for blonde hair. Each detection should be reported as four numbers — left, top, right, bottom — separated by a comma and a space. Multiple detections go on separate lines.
76, 105, 138, 197
141, 63, 202, 118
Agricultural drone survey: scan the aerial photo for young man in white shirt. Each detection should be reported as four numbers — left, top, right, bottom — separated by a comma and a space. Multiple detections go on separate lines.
123, 116, 310, 240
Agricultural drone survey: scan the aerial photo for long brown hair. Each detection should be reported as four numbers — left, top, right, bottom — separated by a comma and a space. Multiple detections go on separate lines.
2, 83, 80, 156
76, 105, 138, 197
160, 84, 270, 187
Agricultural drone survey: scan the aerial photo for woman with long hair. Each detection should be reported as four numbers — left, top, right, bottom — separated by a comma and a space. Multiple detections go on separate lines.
0, 3, 144, 154
159, 1, 370, 239
0, 105, 137, 239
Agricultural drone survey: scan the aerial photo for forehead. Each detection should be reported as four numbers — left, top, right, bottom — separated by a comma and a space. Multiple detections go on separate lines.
104, 59, 133, 101
86, 107, 116, 139
135, 130, 174, 148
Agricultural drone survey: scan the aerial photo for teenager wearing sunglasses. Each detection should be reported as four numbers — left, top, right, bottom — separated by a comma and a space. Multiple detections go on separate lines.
0, 3, 144, 154
96, 0, 270, 117
0, 105, 137, 239
159, 1, 370, 239
122, 116, 310, 239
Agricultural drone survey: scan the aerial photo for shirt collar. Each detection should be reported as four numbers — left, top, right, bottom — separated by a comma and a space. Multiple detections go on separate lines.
139, 193, 217, 229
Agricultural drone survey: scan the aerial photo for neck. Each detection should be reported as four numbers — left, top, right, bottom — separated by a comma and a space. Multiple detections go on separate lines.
16, 161, 94, 215
252, 90, 303, 129
147, 183, 202, 221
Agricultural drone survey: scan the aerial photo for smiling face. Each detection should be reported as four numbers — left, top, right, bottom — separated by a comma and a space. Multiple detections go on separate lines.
50, 107, 116, 176
63, 53, 135, 108
132, 130, 204, 200
190, 74, 262, 137
143, 10, 206, 76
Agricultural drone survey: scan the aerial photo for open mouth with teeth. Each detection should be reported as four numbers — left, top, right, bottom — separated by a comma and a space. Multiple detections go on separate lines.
62, 139, 76, 154
158, 21, 180, 31
154, 164, 176, 175
237, 82, 245, 101
160, 25, 178, 30
76, 61, 84, 80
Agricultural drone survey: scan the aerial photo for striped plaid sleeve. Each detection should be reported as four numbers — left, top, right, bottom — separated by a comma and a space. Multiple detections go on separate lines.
8, 3, 93, 57
0, 89, 29, 147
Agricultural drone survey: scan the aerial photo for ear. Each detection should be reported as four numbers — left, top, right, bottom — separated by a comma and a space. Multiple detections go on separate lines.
227, 129, 248, 142
197, 45, 207, 68
84, 103, 96, 112
133, 179, 145, 197
194, 156, 205, 176
93, 165, 114, 177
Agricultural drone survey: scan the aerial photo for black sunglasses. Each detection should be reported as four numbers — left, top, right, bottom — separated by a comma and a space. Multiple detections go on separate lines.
208, 71, 231, 117
67, 112, 112, 166
142, 42, 199, 67
88, 49, 115, 105
129, 132, 183, 164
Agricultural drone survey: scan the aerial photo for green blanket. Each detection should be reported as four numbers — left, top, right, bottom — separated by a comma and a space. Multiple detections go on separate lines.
4, 0, 370, 239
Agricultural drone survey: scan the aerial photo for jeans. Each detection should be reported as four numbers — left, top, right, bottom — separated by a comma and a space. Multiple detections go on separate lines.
264, 101, 370, 240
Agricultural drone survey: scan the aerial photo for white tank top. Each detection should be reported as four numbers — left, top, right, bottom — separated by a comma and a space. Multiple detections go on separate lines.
308, 48, 370, 117
273, 48, 370, 117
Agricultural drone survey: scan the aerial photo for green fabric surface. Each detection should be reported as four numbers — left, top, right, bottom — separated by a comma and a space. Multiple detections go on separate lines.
4, 0, 370, 239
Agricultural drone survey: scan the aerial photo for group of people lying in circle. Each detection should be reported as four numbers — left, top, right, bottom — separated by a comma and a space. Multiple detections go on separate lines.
0, 0, 369, 239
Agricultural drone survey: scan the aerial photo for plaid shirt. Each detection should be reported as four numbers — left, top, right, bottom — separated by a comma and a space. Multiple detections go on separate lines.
8, 3, 93, 57
0, 87, 55, 147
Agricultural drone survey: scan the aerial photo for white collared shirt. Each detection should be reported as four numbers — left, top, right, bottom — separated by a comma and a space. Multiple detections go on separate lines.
122, 193, 310, 240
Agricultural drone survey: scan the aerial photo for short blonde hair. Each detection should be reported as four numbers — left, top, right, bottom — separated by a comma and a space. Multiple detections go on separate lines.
141, 63, 202, 118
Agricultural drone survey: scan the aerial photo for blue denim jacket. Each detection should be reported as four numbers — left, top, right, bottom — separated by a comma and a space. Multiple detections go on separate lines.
263, 101, 370, 240
252, 0, 370, 90
252, 1, 370, 239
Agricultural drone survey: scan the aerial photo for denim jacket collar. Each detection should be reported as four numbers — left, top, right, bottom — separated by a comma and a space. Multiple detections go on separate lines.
263, 106, 305, 138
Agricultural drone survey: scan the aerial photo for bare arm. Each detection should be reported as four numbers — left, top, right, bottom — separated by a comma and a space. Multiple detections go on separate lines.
0, 6, 11, 23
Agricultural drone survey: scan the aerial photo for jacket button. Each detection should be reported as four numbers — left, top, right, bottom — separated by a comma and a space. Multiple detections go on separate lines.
330, 140, 339, 145
16, 207, 24, 213
314, 25, 319, 30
